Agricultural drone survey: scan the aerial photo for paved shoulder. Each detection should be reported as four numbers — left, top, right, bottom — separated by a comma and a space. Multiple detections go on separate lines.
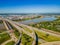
40, 41, 60, 45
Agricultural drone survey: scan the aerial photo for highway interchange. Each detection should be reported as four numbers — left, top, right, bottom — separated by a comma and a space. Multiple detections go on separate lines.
0, 18, 60, 45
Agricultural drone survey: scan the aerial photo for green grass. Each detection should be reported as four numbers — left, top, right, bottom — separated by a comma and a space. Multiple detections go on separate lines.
35, 30, 60, 42
20, 26, 33, 33
29, 18, 60, 32
0, 33, 11, 44
7, 22, 20, 38
38, 42, 41, 45
21, 33, 34, 45
0, 29, 6, 33
14, 30, 20, 38
12, 18, 32, 22
12, 26, 20, 38
29, 18, 60, 42
5, 41, 15, 45
0, 20, 3, 24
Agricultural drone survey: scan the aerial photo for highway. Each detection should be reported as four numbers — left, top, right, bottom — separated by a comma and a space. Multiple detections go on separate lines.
1, 19, 36, 45
5, 21, 18, 42
5, 19, 47, 44
5, 19, 36, 45
15, 33, 22, 45
14, 22, 47, 43
3, 20, 22, 45
1, 18, 46, 45
1, 18, 60, 45
2, 20, 18, 45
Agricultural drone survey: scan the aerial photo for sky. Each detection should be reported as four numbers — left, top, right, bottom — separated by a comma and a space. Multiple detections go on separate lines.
0, 0, 60, 13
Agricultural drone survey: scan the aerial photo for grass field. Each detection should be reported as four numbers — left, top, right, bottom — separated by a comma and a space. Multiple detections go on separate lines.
8, 22, 20, 38
14, 29, 20, 38
29, 18, 60, 32
35, 30, 60, 42
5, 41, 15, 45
21, 33, 34, 45
20, 26, 33, 33
0, 33, 11, 44
0, 29, 6, 33
0, 20, 3, 24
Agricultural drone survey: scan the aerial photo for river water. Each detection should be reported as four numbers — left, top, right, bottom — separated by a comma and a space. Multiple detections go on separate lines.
19, 16, 57, 24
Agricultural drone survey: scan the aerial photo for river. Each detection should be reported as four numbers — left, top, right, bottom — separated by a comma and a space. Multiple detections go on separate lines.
18, 16, 57, 24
